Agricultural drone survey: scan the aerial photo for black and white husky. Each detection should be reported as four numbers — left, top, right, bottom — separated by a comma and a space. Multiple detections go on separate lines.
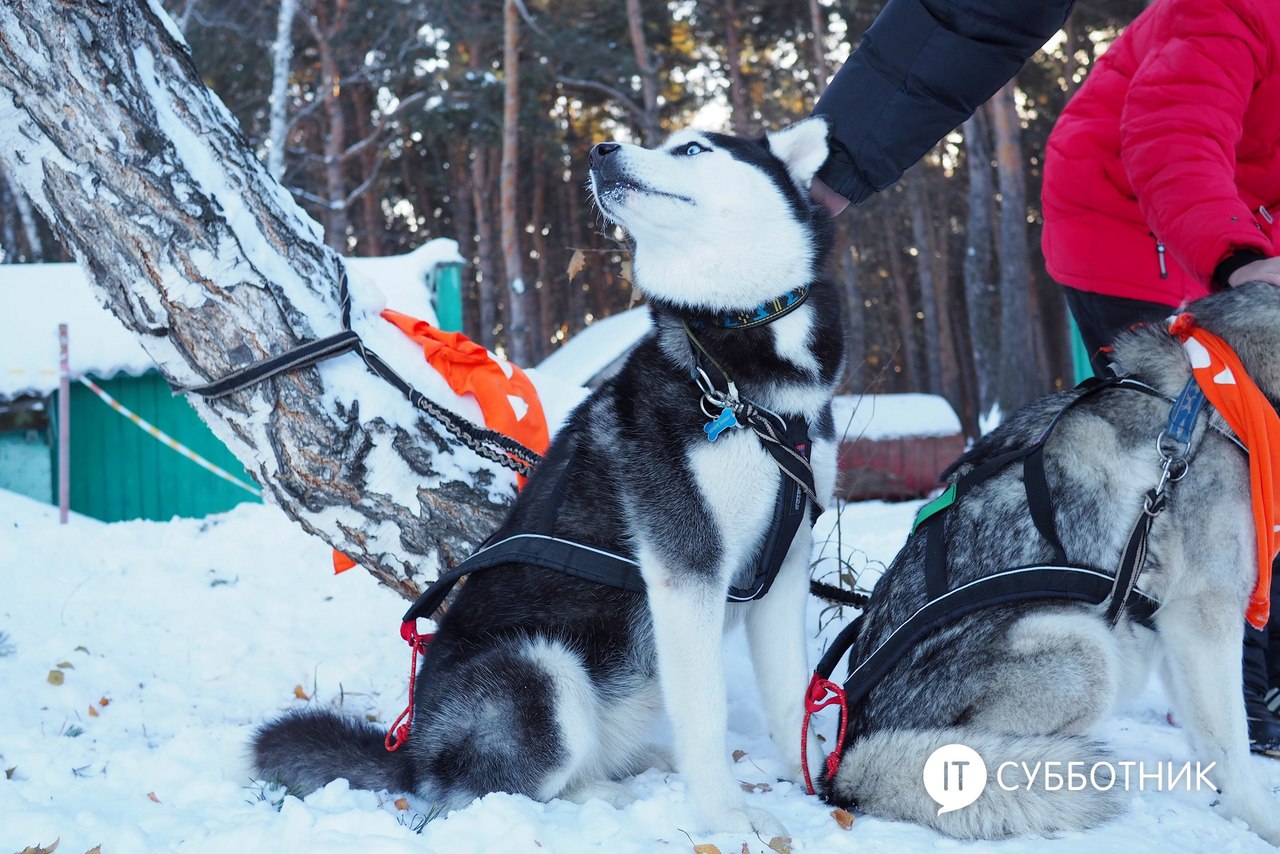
254, 118, 842, 836
820, 282, 1280, 846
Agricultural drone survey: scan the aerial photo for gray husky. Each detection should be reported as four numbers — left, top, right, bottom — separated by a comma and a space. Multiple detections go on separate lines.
821, 281, 1280, 846
254, 117, 841, 836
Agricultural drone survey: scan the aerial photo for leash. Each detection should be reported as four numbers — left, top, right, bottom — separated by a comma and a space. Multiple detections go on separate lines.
682, 320, 822, 509
179, 257, 542, 478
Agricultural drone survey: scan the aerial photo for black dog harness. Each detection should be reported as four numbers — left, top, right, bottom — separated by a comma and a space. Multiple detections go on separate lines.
398, 294, 822, 629
800, 375, 1248, 792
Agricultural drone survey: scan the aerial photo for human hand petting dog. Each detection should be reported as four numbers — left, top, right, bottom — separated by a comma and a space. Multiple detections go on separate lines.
809, 176, 850, 215
1227, 256, 1280, 287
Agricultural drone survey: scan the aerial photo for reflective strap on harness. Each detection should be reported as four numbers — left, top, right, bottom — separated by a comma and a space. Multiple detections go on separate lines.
401, 532, 648, 626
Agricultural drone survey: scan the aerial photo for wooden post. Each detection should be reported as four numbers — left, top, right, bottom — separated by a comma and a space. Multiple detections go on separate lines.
58, 322, 70, 524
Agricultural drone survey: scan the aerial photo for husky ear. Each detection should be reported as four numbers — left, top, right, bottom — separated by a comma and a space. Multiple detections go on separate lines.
766, 116, 830, 189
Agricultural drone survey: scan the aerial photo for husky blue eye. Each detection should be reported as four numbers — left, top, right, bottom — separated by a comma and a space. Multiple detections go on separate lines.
677, 142, 708, 156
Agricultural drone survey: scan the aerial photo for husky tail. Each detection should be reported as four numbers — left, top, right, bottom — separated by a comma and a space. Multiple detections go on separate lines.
253, 709, 415, 795
823, 728, 1125, 838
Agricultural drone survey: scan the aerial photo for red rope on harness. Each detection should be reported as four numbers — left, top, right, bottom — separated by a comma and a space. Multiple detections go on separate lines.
385, 620, 434, 752
801, 673, 848, 795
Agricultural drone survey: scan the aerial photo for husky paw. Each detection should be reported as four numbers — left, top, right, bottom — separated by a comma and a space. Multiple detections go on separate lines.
1215, 797, 1280, 846
710, 806, 788, 838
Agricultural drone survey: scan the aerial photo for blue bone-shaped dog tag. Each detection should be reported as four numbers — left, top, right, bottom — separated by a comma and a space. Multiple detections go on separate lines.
704, 406, 741, 442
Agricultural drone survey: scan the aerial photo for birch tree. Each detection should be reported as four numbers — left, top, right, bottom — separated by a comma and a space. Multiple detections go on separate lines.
0, 0, 513, 599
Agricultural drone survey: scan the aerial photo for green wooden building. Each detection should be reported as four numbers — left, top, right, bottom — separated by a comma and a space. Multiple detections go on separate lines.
2, 242, 464, 522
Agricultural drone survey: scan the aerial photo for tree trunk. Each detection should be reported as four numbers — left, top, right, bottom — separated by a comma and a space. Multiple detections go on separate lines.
907, 170, 941, 393
722, 0, 750, 135
470, 145, 500, 348
0, 173, 18, 261
0, 0, 510, 599
308, 10, 350, 252
13, 182, 44, 262
500, 0, 529, 365
990, 81, 1042, 415
625, 0, 661, 144
962, 107, 999, 424
808, 0, 829, 95
266, 0, 298, 182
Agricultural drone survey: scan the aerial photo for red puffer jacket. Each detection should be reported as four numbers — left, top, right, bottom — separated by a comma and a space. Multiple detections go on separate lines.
1042, 0, 1280, 306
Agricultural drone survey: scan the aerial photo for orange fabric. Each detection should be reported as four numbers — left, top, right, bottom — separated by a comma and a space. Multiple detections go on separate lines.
332, 311, 550, 574
1170, 313, 1279, 628
379, 309, 549, 456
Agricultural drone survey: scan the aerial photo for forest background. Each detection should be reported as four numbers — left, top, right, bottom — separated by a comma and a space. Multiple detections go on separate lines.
0, 0, 1149, 434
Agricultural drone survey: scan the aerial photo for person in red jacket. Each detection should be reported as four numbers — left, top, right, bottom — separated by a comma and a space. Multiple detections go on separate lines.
1041, 0, 1280, 754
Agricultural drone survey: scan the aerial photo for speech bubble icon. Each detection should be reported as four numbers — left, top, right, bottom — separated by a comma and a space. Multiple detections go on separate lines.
923, 743, 987, 815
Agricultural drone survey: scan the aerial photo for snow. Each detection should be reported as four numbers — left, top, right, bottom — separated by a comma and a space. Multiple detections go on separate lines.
535, 306, 654, 387
0, 241, 464, 401
832, 393, 962, 441
3, 488, 1277, 853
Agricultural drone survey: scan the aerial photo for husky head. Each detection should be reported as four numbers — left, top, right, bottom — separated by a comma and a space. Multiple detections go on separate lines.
587, 118, 831, 314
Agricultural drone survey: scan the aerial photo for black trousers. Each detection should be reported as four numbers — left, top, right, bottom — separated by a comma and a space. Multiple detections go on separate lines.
1064, 286, 1280, 700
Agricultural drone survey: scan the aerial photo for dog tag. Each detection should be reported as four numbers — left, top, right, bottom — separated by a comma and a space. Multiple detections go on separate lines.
704, 406, 741, 442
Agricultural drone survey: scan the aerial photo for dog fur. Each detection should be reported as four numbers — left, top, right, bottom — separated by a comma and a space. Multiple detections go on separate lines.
253, 117, 843, 836
821, 281, 1280, 846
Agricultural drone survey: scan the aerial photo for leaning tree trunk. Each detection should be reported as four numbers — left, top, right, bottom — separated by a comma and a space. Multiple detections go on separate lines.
0, 0, 511, 600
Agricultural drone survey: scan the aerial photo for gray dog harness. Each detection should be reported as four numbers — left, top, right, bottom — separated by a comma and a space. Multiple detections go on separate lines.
802, 374, 1247, 792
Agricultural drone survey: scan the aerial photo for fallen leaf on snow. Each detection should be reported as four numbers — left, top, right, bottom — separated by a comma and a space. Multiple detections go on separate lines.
46, 670, 64, 686
147, 791, 161, 803
766, 837, 792, 854
293, 685, 310, 701
84, 847, 102, 854
393, 797, 410, 811
56, 661, 74, 669
692, 845, 721, 854
98, 697, 110, 707
88, 705, 99, 718
731, 749, 747, 763
831, 808, 855, 830
5, 766, 16, 779
739, 781, 772, 793
74, 646, 89, 654
740, 844, 750, 854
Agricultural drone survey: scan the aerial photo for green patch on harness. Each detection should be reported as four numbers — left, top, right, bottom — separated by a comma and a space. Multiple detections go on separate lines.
911, 482, 957, 536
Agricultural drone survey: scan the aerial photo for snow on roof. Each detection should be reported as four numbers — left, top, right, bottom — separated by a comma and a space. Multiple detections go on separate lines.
0, 240, 464, 400
534, 306, 653, 387
832, 393, 962, 441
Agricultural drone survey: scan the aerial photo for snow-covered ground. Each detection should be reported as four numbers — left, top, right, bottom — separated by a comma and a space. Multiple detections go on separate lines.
2, 489, 1277, 854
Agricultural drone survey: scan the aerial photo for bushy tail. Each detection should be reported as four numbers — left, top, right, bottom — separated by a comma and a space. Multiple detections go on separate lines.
253, 709, 415, 796
823, 728, 1125, 839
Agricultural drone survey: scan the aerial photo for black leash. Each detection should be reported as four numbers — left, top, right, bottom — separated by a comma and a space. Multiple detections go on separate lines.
178, 257, 542, 478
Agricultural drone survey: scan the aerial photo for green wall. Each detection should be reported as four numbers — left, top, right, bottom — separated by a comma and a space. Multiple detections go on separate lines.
50, 371, 260, 522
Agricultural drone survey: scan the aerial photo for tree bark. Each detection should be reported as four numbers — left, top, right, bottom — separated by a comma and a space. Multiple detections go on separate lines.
625, 0, 661, 144
266, 0, 298, 182
722, 0, 750, 135
0, 0, 511, 599
307, 7, 350, 252
990, 81, 1042, 415
962, 106, 999, 423
907, 170, 941, 394
500, 0, 529, 365
807, 0, 829, 95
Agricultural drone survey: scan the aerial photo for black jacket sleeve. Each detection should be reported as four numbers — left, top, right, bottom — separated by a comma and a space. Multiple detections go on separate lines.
812, 0, 1074, 204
